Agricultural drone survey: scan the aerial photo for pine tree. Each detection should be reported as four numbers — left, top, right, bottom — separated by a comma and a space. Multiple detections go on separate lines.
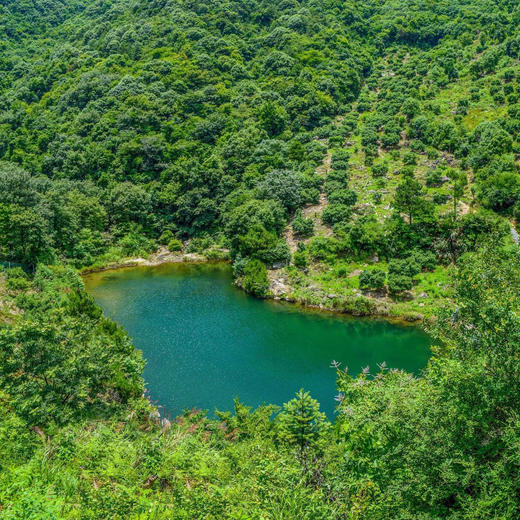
278, 389, 330, 461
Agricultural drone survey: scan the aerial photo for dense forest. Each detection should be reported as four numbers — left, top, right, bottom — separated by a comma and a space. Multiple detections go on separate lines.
1, 0, 520, 517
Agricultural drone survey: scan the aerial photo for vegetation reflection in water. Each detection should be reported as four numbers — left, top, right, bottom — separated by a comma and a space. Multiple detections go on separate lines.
85, 263, 431, 417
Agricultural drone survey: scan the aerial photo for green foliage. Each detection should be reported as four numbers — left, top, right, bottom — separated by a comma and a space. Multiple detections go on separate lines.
387, 257, 420, 295
334, 244, 520, 518
293, 249, 308, 269
371, 162, 389, 178
292, 212, 315, 238
277, 389, 330, 457
242, 259, 269, 298
387, 272, 413, 295
167, 239, 183, 252
238, 224, 290, 266
2, 0, 520, 516
359, 268, 386, 291
0, 267, 144, 426
393, 178, 426, 225
158, 230, 175, 245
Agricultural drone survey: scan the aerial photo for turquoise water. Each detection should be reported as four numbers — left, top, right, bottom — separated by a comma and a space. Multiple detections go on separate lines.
84, 263, 431, 418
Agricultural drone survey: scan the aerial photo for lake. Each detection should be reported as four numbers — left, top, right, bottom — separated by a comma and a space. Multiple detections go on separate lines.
84, 263, 431, 418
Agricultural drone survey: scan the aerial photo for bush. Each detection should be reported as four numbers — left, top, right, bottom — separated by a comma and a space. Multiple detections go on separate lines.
426, 169, 443, 187
411, 250, 437, 271
410, 140, 425, 152
307, 237, 340, 262
168, 239, 183, 252
186, 237, 213, 253
243, 259, 269, 297
292, 213, 314, 238
381, 132, 400, 148
400, 165, 415, 178
388, 273, 413, 295
403, 151, 418, 165
238, 224, 290, 266
328, 189, 357, 206
293, 250, 308, 269
371, 162, 389, 177
158, 230, 175, 245
119, 233, 156, 257
388, 257, 421, 278
6, 276, 30, 290
5, 267, 28, 280
322, 204, 352, 226
359, 268, 386, 291
232, 254, 247, 277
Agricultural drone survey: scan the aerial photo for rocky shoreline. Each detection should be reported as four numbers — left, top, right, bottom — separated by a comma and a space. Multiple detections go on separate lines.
80, 246, 221, 275
248, 268, 427, 325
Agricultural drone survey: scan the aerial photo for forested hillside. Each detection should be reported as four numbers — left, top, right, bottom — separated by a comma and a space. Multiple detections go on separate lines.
2, 0, 520, 517
1, 0, 520, 316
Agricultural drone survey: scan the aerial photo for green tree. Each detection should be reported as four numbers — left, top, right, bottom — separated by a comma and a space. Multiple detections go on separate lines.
278, 389, 330, 461
393, 178, 425, 225
446, 168, 467, 218
258, 102, 288, 136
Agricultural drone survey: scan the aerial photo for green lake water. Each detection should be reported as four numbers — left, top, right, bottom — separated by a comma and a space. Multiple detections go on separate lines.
84, 263, 431, 418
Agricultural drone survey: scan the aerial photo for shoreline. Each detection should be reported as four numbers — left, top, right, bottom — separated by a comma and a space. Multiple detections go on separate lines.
80, 247, 228, 275
81, 248, 430, 327
237, 276, 428, 327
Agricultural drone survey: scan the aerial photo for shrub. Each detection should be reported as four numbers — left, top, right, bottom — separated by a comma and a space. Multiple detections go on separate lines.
403, 151, 418, 165
307, 237, 340, 262
293, 250, 308, 269
359, 268, 386, 291
158, 230, 174, 245
426, 169, 443, 187
400, 165, 415, 178
292, 213, 314, 238
328, 189, 357, 206
387, 256, 421, 295
5, 267, 28, 280
371, 162, 389, 177
410, 140, 425, 152
381, 132, 400, 148
168, 239, 183, 252
186, 237, 213, 253
388, 258, 421, 278
243, 259, 269, 297
6, 276, 30, 290
119, 233, 156, 256
232, 254, 247, 277
388, 273, 413, 295
322, 204, 353, 226
411, 250, 437, 271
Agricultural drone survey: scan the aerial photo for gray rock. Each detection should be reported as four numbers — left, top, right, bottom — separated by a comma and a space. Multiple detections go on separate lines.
149, 410, 160, 422
161, 418, 172, 432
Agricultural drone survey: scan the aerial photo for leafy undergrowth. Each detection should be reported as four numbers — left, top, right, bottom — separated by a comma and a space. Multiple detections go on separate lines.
272, 263, 453, 321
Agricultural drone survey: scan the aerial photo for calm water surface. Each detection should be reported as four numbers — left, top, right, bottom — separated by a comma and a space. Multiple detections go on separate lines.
84, 263, 431, 417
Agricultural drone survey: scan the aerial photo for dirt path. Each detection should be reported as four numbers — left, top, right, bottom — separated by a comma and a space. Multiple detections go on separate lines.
511, 221, 519, 245
284, 141, 334, 253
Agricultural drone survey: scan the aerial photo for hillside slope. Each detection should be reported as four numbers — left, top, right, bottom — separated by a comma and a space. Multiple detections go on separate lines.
2, 1, 520, 518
